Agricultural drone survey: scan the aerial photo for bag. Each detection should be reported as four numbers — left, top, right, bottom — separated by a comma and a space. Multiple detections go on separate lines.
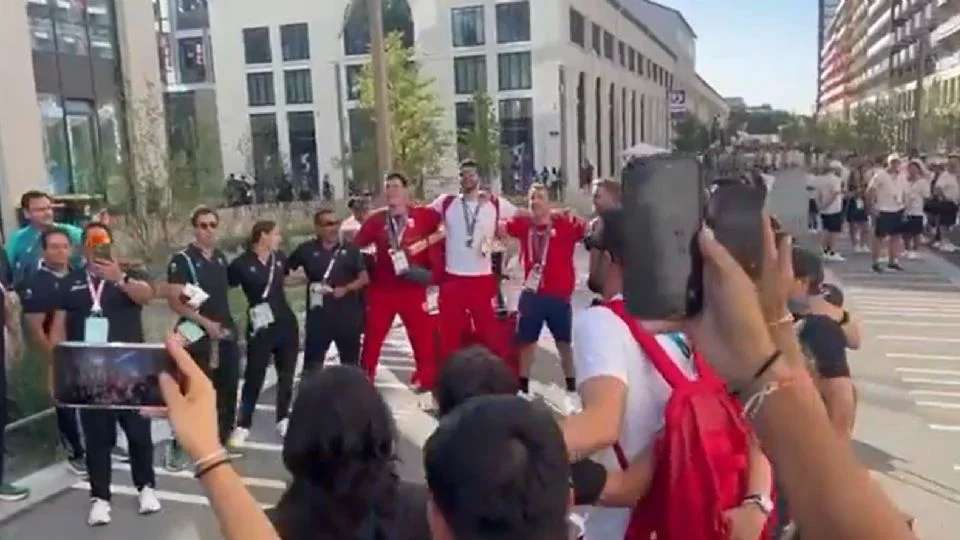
604, 300, 751, 540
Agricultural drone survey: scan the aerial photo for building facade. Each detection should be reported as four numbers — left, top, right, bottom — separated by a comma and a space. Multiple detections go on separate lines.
208, 0, 692, 200
0, 0, 167, 236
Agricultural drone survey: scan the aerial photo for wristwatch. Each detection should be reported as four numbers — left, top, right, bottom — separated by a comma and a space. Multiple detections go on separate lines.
742, 493, 774, 516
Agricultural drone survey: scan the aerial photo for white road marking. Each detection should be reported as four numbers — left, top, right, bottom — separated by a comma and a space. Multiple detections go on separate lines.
916, 401, 960, 410
70, 482, 267, 508
909, 390, 960, 398
890, 352, 960, 361
861, 309, 960, 317
255, 404, 275, 412
879, 335, 960, 343
111, 463, 286, 490
897, 367, 960, 376
929, 424, 960, 432
235, 441, 283, 452
902, 378, 960, 386
378, 364, 414, 373
866, 320, 960, 327
373, 381, 410, 390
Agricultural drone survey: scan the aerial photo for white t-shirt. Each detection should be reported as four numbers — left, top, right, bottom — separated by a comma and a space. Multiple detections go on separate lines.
905, 178, 931, 216
818, 173, 844, 215
869, 169, 906, 212
340, 215, 362, 243
938, 172, 960, 203
572, 302, 697, 540
430, 194, 517, 276
806, 174, 821, 202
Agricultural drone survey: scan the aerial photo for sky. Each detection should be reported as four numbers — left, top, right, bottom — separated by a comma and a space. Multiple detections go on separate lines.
658, 1, 818, 114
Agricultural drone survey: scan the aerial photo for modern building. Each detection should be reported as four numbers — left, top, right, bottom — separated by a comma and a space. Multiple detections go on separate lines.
208, 0, 698, 199
0, 0, 167, 236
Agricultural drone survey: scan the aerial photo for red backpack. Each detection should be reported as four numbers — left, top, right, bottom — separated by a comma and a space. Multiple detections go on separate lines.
604, 300, 753, 540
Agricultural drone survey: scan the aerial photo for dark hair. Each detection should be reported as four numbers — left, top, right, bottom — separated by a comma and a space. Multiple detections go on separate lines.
313, 208, 336, 225
460, 159, 479, 170
40, 227, 72, 250
190, 205, 219, 227
433, 346, 518, 417
273, 366, 398, 539
385, 172, 408, 187
249, 220, 277, 247
82, 222, 113, 243
597, 208, 626, 263
792, 247, 824, 295
821, 283, 844, 307
425, 395, 570, 540
20, 190, 51, 211
592, 179, 622, 203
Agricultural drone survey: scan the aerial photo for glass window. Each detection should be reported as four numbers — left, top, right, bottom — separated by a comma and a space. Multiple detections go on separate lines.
345, 64, 365, 101
500, 98, 534, 195
638, 53, 644, 75
178, 37, 207, 83
603, 31, 613, 60
176, 0, 209, 30
54, 0, 89, 57
618, 41, 625, 67
498, 52, 532, 91
454, 55, 487, 95
592, 24, 602, 55
28, 13, 56, 53
247, 72, 275, 106
64, 100, 98, 196
496, 2, 530, 44
37, 94, 70, 196
244, 27, 271, 64
570, 8, 585, 47
178, 0, 206, 12
285, 69, 312, 104
250, 114, 281, 185
455, 101, 476, 160
281, 23, 310, 61
344, 0, 414, 55
452, 6, 485, 47
288, 111, 318, 190
628, 47, 636, 72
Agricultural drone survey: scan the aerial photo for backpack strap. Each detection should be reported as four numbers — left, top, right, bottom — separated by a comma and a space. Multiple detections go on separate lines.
441, 194, 456, 215
604, 300, 693, 390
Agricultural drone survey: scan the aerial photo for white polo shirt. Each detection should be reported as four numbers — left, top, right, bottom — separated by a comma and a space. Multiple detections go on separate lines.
938, 171, 960, 203
905, 178, 931, 217
572, 299, 696, 540
818, 173, 844, 215
430, 194, 517, 276
869, 169, 906, 212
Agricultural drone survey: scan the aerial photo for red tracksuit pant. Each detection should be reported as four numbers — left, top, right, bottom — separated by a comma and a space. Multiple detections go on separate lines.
361, 285, 439, 389
438, 273, 506, 366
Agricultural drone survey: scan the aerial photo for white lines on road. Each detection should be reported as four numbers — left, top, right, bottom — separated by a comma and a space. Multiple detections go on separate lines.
71, 482, 272, 509
865, 320, 960, 327
112, 463, 286, 490
929, 424, 960, 432
909, 389, 960, 398
879, 335, 960, 343
849, 293, 960, 302
235, 441, 283, 452
901, 378, 960, 386
897, 367, 960, 376
916, 401, 960, 410
860, 308, 960, 316
891, 352, 960, 361
378, 363, 414, 373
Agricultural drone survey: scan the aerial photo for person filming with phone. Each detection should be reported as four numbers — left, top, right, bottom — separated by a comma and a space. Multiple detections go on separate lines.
49, 222, 160, 526
165, 206, 242, 471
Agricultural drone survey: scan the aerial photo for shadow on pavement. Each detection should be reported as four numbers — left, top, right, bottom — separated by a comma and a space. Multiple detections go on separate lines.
854, 439, 960, 506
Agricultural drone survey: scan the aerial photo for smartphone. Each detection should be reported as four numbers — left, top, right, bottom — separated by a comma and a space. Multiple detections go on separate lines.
176, 319, 206, 344
53, 342, 180, 409
92, 242, 112, 261
621, 155, 705, 320
706, 182, 766, 280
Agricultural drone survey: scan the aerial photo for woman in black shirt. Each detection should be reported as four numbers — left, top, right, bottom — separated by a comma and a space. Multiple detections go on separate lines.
227, 221, 298, 444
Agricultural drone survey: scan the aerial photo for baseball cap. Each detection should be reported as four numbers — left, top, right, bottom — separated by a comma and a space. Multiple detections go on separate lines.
887, 153, 902, 164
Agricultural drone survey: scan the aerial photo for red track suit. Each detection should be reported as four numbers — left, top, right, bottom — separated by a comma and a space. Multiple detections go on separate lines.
355, 207, 442, 388
430, 194, 518, 364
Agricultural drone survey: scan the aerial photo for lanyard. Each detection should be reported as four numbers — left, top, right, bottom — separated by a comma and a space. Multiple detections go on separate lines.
461, 196, 483, 245
528, 224, 552, 268
387, 213, 407, 250
260, 252, 276, 301
86, 272, 107, 314
321, 245, 343, 284
179, 251, 200, 284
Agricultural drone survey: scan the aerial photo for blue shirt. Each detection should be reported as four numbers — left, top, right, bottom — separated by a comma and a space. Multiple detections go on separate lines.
4, 223, 83, 287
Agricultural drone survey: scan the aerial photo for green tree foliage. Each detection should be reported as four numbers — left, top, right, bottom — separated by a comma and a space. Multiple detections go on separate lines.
358, 32, 450, 197
458, 93, 501, 179
673, 116, 710, 153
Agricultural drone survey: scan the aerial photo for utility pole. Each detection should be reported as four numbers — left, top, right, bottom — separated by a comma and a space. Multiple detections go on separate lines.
368, 0, 393, 190
912, 23, 929, 151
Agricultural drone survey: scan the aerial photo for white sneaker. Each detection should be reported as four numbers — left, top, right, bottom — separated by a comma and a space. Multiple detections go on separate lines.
562, 393, 583, 415
832, 252, 846, 262
88, 498, 111, 526
227, 427, 249, 449
942, 242, 959, 253
517, 390, 535, 402
276, 418, 289, 439
138, 487, 161, 515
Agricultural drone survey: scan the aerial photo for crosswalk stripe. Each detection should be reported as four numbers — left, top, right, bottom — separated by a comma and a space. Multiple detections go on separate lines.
379, 364, 414, 372
866, 320, 960, 327
902, 378, 960, 386
112, 463, 287, 490
879, 335, 960, 343
909, 390, 960, 398
929, 424, 960, 432
235, 441, 283, 452
891, 353, 960, 361
863, 311, 960, 318
850, 289, 960, 297
897, 367, 960, 376
71, 482, 272, 509
854, 302, 960, 311
916, 401, 960, 410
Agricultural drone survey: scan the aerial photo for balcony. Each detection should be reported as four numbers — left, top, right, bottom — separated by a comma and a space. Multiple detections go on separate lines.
933, 12, 960, 44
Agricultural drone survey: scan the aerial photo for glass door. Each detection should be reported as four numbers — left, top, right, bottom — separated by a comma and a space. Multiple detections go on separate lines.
64, 100, 98, 195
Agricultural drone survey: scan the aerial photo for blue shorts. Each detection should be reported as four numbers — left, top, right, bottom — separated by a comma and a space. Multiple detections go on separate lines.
516, 291, 572, 344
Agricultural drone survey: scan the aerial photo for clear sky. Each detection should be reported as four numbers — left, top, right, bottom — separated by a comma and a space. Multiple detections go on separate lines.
658, 0, 818, 114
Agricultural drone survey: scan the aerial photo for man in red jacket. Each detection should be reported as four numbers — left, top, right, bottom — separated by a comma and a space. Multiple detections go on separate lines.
505, 183, 585, 409
355, 173, 443, 390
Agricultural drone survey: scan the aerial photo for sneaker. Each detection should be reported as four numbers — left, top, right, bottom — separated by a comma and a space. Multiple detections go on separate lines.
163, 441, 190, 473
0, 483, 30, 502
830, 252, 846, 262
227, 427, 250, 449
67, 455, 88, 477
888, 262, 905, 271
517, 390, 536, 402
87, 498, 111, 526
138, 487, 161, 515
942, 242, 959, 253
872, 263, 884, 274
276, 418, 289, 439
561, 392, 583, 416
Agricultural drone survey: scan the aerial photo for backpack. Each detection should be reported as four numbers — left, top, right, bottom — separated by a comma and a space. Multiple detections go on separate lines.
604, 300, 754, 540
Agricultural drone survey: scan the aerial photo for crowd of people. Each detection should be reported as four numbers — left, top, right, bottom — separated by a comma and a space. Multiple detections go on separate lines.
0, 158, 919, 540
807, 152, 960, 271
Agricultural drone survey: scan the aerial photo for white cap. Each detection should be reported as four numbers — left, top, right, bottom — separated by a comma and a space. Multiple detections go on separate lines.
887, 153, 902, 164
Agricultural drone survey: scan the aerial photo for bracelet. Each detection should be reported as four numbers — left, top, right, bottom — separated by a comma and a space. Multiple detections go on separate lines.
768, 313, 794, 327
193, 448, 228, 471
742, 378, 795, 421
752, 350, 782, 382
195, 457, 232, 479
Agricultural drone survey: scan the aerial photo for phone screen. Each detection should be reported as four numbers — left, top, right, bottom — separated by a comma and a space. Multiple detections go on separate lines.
92, 243, 112, 261
706, 182, 766, 280
53, 342, 179, 409
621, 156, 705, 320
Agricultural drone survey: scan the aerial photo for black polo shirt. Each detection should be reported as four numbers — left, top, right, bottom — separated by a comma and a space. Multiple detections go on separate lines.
289, 239, 366, 319
18, 264, 68, 334
167, 244, 235, 330
58, 268, 149, 343
227, 250, 296, 325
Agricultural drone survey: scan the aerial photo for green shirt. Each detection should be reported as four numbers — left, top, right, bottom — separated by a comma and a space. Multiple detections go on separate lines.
4, 223, 83, 287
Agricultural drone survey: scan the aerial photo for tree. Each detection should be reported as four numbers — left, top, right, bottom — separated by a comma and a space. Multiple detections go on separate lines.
357, 32, 450, 198
850, 102, 897, 155
458, 92, 500, 179
673, 116, 710, 153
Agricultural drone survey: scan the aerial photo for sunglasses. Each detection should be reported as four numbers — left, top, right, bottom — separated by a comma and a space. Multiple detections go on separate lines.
197, 222, 218, 230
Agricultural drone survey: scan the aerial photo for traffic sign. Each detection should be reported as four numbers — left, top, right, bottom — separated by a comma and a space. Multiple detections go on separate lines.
669, 90, 687, 113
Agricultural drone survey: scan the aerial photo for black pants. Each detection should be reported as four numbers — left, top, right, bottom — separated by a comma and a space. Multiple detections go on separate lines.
81, 409, 155, 501
189, 338, 240, 444
238, 323, 298, 428
56, 406, 84, 459
304, 313, 362, 372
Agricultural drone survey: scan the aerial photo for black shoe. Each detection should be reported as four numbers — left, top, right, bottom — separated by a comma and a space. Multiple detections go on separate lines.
67, 455, 88, 477
872, 263, 884, 274
887, 262, 905, 271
